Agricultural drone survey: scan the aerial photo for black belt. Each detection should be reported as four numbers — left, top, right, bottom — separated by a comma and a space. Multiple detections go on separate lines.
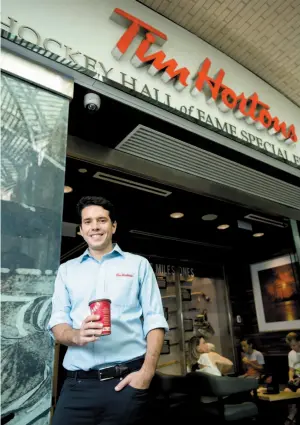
66, 357, 145, 381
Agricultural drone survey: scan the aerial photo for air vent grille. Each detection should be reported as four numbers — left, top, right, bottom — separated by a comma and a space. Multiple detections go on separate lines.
116, 125, 300, 210
93, 171, 171, 196
244, 214, 286, 228
129, 230, 231, 250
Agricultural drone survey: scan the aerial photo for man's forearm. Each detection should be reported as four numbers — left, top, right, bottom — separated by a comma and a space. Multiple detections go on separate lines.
289, 368, 295, 381
140, 328, 164, 377
248, 361, 263, 371
52, 323, 79, 346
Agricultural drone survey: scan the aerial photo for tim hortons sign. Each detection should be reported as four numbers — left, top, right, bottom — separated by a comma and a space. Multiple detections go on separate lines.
111, 8, 298, 145
2, 5, 299, 165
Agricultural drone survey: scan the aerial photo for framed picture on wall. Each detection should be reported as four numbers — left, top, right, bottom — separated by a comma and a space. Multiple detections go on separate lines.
183, 319, 193, 332
250, 254, 300, 332
181, 288, 192, 301
157, 276, 167, 289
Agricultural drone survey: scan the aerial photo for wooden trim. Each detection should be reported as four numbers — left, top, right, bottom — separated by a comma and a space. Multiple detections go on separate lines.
52, 343, 61, 408
258, 391, 300, 402
157, 360, 179, 369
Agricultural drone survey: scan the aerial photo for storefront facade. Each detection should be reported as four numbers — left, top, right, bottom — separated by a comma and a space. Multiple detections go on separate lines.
1, 1, 300, 424
2, 0, 300, 214
2, 0, 300, 167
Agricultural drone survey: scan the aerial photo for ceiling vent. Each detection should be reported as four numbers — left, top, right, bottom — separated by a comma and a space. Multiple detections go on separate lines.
129, 230, 232, 250
244, 214, 287, 228
93, 171, 171, 197
116, 125, 300, 211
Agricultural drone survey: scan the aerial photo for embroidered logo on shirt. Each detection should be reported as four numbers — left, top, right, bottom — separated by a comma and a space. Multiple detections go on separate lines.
116, 273, 134, 277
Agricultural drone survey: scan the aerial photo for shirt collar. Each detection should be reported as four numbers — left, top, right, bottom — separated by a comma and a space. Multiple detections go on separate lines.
79, 243, 124, 263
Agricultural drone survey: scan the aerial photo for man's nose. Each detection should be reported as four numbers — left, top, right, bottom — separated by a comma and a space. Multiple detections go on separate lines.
91, 222, 100, 230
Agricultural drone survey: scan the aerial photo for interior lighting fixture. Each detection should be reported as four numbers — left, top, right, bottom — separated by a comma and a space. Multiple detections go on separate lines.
170, 212, 184, 219
64, 186, 73, 193
202, 214, 218, 221
217, 224, 230, 230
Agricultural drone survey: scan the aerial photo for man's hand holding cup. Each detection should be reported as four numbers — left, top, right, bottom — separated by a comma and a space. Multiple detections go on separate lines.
73, 315, 103, 346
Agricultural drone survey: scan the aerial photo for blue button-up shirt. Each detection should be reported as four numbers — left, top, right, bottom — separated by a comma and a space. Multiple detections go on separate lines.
48, 244, 168, 371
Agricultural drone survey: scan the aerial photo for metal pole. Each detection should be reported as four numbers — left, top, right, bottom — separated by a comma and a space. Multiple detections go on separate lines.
174, 266, 186, 375
290, 219, 300, 265
222, 265, 238, 374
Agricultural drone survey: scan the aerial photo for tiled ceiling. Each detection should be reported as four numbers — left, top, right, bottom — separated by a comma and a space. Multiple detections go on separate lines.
138, 0, 300, 107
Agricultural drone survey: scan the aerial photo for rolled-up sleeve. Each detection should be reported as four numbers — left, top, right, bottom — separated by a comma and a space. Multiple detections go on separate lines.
139, 258, 169, 337
257, 352, 265, 365
47, 263, 72, 337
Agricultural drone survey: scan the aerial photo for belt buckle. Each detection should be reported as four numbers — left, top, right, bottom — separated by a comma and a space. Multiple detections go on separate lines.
98, 370, 114, 382
116, 364, 129, 377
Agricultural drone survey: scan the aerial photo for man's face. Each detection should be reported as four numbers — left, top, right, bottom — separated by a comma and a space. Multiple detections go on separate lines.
241, 341, 251, 354
290, 340, 300, 353
80, 205, 116, 251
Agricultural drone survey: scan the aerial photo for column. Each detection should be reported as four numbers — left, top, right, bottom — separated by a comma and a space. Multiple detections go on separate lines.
1, 51, 73, 425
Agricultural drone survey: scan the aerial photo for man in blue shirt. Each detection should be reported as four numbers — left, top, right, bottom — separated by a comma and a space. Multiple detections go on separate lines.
49, 196, 168, 425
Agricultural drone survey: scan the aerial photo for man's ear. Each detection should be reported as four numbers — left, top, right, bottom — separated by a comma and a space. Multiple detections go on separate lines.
112, 221, 117, 234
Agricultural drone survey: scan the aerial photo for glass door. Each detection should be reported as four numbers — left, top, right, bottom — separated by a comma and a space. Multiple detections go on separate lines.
151, 260, 236, 375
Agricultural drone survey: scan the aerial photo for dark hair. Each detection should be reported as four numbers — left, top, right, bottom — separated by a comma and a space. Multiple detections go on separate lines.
286, 332, 300, 344
188, 336, 200, 370
242, 338, 254, 347
77, 196, 116, 223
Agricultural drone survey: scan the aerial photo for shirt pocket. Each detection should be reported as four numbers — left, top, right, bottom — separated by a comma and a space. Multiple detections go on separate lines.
106, 272, 138, 308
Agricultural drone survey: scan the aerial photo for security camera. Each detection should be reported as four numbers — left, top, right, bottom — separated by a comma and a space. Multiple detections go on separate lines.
84, 93, 101, 112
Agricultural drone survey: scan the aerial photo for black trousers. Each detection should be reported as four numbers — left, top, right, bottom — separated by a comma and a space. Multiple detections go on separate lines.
51, 377, 149, 425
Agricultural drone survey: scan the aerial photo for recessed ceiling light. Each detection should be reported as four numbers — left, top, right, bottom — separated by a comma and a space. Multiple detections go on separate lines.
170, 212, 184, 219
217, 224, 230, 230
78, 168, 87, 173
64, 186, 73, 193
253, 232, 264, 238
202, 214, 218, 221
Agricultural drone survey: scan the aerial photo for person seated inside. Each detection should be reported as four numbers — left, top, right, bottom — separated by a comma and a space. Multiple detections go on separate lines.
188, 337, 233, 375
188, 336, 208, 372
285, 332, 300, 393
284, 332, 300, 425
197, 342, 233, 377
189, 337, 257, 406
189, 339, 233, 404
240, 338, 265, 379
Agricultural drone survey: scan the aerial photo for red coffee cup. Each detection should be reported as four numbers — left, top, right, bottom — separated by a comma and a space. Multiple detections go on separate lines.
89, 299, 111, 336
